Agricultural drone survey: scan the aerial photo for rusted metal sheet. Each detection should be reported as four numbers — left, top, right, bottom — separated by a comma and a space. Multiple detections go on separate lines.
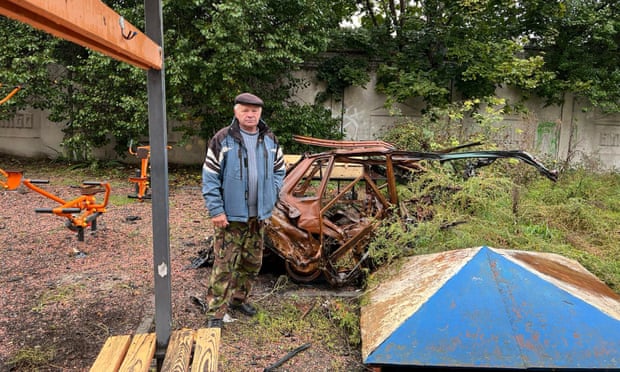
361, 246, 620, 369
292, 135, 396, 149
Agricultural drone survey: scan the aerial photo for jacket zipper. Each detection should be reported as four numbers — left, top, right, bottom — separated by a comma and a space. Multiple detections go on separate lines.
260, 136, 267, 178
238, 147, 243, 181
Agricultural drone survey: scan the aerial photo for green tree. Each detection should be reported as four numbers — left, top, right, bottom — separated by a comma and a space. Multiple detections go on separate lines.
315, 54, 371, 103
325, 0, 618, 150
0, 18, 63, 119
350, 1, 557, 108
532, 0, 620, 113
1, 0, 356, 160
4, 0, 618, 159
163, 0, 355, 146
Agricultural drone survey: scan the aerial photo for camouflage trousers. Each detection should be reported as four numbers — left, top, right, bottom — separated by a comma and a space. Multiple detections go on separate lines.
206, 218, 264, 318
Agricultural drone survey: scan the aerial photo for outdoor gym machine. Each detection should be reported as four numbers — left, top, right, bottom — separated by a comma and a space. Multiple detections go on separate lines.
128, 140, 170, 201
0, 168, 23, 190
22, 178, 111, 242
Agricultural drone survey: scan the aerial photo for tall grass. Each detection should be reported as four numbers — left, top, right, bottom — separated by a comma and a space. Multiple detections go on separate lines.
368, 165, 620, 293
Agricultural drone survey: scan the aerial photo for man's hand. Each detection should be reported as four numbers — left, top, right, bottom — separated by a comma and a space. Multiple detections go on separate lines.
211, 213, 229, 228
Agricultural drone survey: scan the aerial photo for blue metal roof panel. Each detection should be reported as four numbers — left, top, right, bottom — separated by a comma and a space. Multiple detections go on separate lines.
364, 246, 620, 369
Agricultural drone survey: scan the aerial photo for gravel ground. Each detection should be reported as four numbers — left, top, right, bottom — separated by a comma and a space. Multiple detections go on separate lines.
0, 160, 365, 371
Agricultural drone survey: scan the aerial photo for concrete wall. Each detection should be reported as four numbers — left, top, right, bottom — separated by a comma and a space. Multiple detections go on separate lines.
2, 70, 620, 170
0, 113, 208, 166
292, 70, 620, 170
0, 109, 65, 159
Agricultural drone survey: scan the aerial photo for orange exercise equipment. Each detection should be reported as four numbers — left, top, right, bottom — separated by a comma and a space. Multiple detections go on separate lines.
22, 178, 111, 242
0, 168, 23, 190
128, 141, 170, 201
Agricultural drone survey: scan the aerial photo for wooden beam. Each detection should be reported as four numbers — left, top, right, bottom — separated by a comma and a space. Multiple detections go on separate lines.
0, 0, 162, 70
192, 328, 221, 372
90, 335, 132, 372
118, 333, 157, 372
160, 329, 194, 371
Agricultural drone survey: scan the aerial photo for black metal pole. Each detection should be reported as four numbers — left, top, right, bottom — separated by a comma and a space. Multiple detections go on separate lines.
144, 0, 172, 352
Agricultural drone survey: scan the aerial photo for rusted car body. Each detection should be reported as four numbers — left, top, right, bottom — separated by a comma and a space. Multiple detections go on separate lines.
265, 135, 557, 287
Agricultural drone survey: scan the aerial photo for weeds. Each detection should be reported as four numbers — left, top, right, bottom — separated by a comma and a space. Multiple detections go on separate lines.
247, 297, 360, 349
7, 346, 55, 371
323, 298, 361, 346
367, 166, 620, 292
31, 284, 85, 313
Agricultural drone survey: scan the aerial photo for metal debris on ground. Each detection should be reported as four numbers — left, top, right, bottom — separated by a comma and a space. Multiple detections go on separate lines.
186, 236, 214, 269
263, 342, 312, 372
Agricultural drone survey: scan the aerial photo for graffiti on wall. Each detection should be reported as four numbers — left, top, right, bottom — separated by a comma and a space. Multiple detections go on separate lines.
596, 125, 620, 159
536, 121, 560, 158
341, 106, 368, 140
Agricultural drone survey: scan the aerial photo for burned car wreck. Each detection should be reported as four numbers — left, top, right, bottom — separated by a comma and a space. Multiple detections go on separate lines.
264, 135, 557, 287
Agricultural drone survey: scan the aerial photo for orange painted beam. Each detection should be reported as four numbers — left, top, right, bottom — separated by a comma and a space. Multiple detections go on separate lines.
0, 0, 162, 70
0, 84, 21, 105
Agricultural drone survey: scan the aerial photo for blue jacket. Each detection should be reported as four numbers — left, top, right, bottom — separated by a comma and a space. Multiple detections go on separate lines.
202, 118, 286, 222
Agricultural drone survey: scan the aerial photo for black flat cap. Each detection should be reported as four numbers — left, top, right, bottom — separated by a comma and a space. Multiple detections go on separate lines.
234, 92, 264, 107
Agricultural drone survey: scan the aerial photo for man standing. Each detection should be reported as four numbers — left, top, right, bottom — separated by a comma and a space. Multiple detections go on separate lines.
202, 92, 286, 328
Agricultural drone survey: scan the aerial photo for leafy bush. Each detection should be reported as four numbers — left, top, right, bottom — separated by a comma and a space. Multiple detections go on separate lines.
268, 103, 344, 154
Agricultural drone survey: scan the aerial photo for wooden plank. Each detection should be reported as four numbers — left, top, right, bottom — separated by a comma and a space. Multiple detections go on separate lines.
160, 328, 195, 372
191, 328, 221, 372
0, 0, 161, 70
90, 334, 132, 372
284, 154, 302, 167
330, 163, 363, 179
284, 154, 363, 180
118, 333, 157, 372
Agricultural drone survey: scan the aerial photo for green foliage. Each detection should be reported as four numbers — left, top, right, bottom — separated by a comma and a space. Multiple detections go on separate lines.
235, 295, 359, 354
532, 0, 620, 112
367, 165, 620, 293
250, 301, 310, 343
376, 66, 451, 108
380, 97, 507, 151
59, 56, 147, 160
3, 0, 620, 162
0, 18, 64, 118
324, 298, 361, 346
268, 103, 344, 154
1, 0, 355, 159
354, 1, 557, 108
366, 213, 417, 267
315, 55, 370, 103
164, 0, 356, 139
353, 1, 618, 113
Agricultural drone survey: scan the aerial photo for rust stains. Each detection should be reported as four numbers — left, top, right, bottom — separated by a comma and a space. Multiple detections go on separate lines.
513, 251, 620, 300
266, 136, 557, 287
